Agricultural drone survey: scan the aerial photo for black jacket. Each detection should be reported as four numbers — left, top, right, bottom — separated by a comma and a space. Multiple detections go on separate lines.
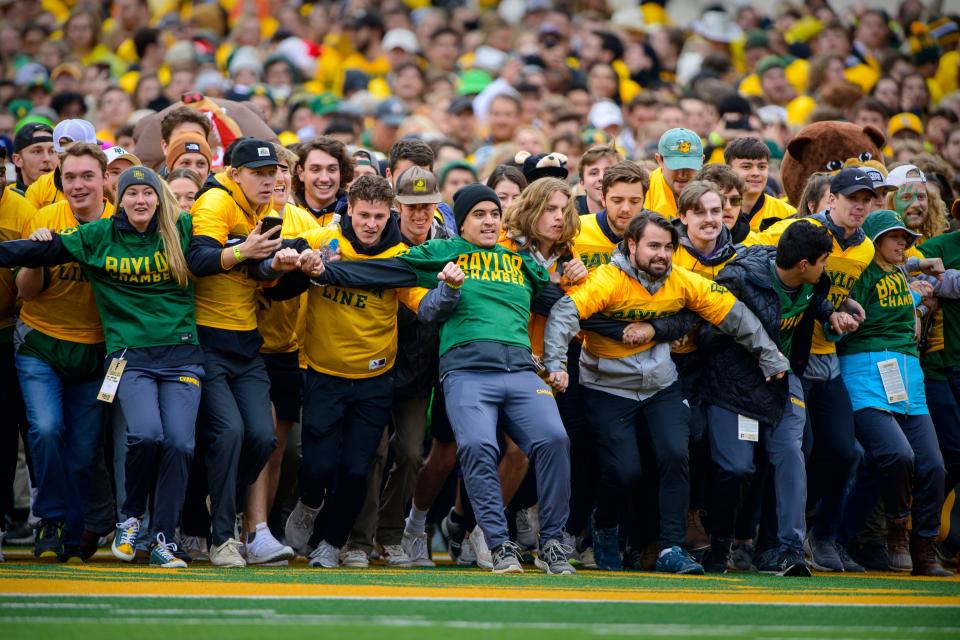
696, 245, 833, 423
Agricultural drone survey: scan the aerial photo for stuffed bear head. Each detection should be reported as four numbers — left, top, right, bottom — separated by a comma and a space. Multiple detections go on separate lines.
515, 150, 569, 183
780, 121, 885, 205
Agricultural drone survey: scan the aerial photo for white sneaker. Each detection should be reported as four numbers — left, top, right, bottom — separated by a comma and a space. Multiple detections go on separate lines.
517, 507, 539, 549
245, 527, 294, 566
469, 527, 493, 569
401, 530, 435, 567
340, 547, 369, 568
178, 534, 208, 562
210, 539, 246, 567
308, 541, 340, 568
285, 500, 321, 557
112, 517, 141, 561
380, 544, 413, 567
458, 537, 477, 565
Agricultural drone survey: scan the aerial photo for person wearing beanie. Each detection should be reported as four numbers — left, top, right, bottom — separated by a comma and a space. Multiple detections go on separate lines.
282, 179, 579, 575
166, 132, 212, 179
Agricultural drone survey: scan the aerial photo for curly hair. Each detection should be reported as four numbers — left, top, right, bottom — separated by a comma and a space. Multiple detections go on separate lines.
292, 136, 354, 197
348, 174, 394, 207
502, 177, 579, 258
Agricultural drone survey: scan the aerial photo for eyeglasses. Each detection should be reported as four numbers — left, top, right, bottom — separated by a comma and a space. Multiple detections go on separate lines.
724, 195, 743, 207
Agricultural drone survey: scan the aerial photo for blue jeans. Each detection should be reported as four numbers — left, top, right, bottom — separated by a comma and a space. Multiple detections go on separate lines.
16, 352, 105, 546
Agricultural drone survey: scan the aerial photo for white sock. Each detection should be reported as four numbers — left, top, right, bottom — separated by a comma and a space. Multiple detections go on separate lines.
406, 505, 429, 536
247, 522, 269, 543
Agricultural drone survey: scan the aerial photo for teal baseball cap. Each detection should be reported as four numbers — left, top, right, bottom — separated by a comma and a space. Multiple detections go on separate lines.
657, 128, 704, 171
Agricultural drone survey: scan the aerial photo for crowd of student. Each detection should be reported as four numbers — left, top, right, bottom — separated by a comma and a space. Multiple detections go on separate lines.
1, 0, 959, 579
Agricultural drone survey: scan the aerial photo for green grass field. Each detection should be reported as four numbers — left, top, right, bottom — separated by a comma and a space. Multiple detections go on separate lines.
2, 552, 959, 639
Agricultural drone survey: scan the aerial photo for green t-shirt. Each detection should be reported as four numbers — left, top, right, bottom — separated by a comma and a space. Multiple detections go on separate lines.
769, 262, 815, 361
919, 232, 960, 378
837, 261, 918, 358
397, 236, 550, 357
58, 212, 199, 356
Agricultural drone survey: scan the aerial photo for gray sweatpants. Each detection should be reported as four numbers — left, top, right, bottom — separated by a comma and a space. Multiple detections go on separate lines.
443, 369, 570, 549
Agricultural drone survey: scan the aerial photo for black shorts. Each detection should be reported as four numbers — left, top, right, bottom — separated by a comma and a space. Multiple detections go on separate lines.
429, 380, 455, 444
261, 351, 302, 422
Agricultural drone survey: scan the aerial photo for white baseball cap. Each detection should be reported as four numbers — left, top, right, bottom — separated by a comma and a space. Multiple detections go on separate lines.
104, 146, 141, 167
885, 164, 927, 189
52, 119, 97, 152
589, 100, 624, 130
382, 29, 419, 54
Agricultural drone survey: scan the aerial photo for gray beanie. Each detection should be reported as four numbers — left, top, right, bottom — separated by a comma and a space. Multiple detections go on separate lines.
117, 166, 164, 202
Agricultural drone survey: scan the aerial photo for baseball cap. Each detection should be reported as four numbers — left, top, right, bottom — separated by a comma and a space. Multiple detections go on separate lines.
104, 146, 141, 167
862, 209, 920, 243
447, 95, 474, 115
756, 55, 788, 77
657, 128, 704, 171
829, 167, 877, 197
395, 166, 442, 205
885, 164, 927, 189
311, 92, 341, 116
52, 119, 97, 152
843, 158, 892, 192
382, 29, 419, 54
888, 112, 923, 138
13, 121, 53, 153
230, 138, 279, 169
375, 97, 409, 127
589, 100, 623, 130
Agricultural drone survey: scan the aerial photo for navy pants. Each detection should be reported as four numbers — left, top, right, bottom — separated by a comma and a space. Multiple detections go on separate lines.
198, 348, 276, 546
443, 369, 570, 549
841, 408, 945, 539
117, 364, 203, 543
927, 377, 960, 489
300, 368, 394, 548
584, 382, 690, 549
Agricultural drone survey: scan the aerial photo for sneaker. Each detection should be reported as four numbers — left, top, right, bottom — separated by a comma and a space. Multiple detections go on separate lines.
112, 517, 141, 561
887, 518, 912, 572
777, 547, 812, 577
592, 519, 622, 571
245, 526, 294, 566
58, 544, 83, 564
209, 539, 246, 568
458, 538, 477, 565
848, 541, 889, 571
308, 541, 340, 568
34, 520, 64, 559
836, 542, 866, 573
6, 520, 35, 545
702, 538, 730, 574
440, 509, 465, 562
516, 507, 538, 549
491, 540, 524, 574
578, 545, 597, 569
684, 509, 711, 552
285, 500, 321, 557
340, 547, 370, 568
401, 530, 435, 567
560, 531, 581, 564
380, 544, 414, 567
804, 535, 844, 572
150, 534, 187, 569
727, 542, 755, 572
535, 538, 576, 575
755, 547, 781, 573
178, 535, 208, 562
469, 527, 493, 569
656, 545, 705, 575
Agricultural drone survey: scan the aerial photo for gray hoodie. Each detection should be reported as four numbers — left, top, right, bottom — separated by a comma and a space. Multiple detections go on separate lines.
543, 249, 788, 401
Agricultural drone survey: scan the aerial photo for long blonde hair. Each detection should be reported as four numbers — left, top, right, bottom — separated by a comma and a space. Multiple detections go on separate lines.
156, 179, 191, 287
503, 177, 580, 258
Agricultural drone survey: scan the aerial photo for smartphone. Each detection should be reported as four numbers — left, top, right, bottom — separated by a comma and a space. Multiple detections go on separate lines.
260, 216, 283, 237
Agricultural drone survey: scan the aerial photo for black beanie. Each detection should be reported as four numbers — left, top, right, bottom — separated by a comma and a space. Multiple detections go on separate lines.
452, 183, 500, 231
117, 165, 165, 202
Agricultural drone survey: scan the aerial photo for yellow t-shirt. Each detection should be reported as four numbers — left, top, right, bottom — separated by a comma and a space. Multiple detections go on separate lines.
24, 171, 63, 210
190, 173, 276, 332
574, 213, 620, 273
566, 262, 736, 360
298, 225, 426, 378
257, 203, 320, 354
747, 194, 798, 232
0, 187, 36, 332
19, 199, 114, 344
748, 216, 874, 354
644, 168, 678, 219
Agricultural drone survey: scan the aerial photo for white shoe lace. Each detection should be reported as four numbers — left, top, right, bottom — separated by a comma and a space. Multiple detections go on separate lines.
154, 533, 179, 562
382, 545, 410, 562
542, 540, 573, 565
216, 539, 244, 558
403, 532, 428, 560
116, 517, 139, 548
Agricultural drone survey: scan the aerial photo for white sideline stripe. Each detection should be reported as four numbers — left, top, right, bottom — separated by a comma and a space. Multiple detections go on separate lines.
1, 593, 959, 608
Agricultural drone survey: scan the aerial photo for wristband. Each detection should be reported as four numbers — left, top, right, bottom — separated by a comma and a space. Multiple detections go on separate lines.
233, 245, 245, 262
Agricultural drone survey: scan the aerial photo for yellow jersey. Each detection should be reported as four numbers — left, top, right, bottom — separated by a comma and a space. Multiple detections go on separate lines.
19, 199, 114, 344
567, 262, 737, 360
257, 203, 320, 354
0, 187, 36, 333
190, 173, 276, 332
746, 193, 798, 232
23, 171, 63, 210
644, 167, 678, 219
574, 212, 620, 273
298, 225, 426, 378
748, 215, 874, 354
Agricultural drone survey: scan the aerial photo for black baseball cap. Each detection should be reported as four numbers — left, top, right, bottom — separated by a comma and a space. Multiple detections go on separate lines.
230, 138, 279, 169
830, 167, 877, 197
13, 122, 53, 153
447, 95, 474, 115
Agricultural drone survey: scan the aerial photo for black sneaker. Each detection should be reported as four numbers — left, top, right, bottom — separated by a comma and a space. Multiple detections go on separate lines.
440, 508, 465, 563
754, 547, 781, 573
702, 538, 731, 574
34, 520, 64, 559
58, 543, 84, 564
491, 540, 524, 574
777, 547, 812, 577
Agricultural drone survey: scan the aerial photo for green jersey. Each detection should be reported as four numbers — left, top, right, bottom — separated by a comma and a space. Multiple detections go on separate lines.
838, 261, 917, 358
769, 262, 815, 361
919, 232, 960, 378
397, 236, 550, 357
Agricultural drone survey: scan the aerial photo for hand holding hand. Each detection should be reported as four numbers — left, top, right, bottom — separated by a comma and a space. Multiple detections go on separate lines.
622, 322, 655, 345
547, 370, 568, 393
562, 258, 588, 285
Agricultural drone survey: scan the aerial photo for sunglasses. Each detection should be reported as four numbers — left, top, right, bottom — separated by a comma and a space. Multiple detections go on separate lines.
725, 195, 743, 207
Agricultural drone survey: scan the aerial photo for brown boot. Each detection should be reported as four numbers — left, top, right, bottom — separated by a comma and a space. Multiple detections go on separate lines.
910, 535, 954, 577
886, 518, 912, 572
684, 509, 710, 552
